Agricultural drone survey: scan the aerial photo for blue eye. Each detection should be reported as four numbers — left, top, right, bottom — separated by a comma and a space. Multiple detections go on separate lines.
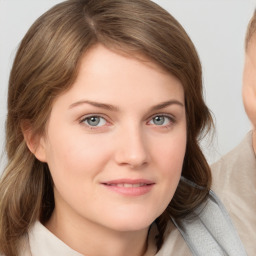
82, 116, 106, 127
149, 115, 172, 126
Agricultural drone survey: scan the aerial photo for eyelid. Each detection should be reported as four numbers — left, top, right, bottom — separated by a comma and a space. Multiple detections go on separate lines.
80, 113, 109, 122
147, 113, 176, 126
79, 114, 111, 129
149, 113, 175, 121
78, 112, 176, 130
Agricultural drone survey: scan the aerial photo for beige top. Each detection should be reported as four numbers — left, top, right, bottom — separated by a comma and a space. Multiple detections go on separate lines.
19, 220, 191, 256
211, 131, 256, 256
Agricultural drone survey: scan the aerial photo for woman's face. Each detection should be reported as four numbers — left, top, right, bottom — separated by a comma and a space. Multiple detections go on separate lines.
36, 44, 187, 233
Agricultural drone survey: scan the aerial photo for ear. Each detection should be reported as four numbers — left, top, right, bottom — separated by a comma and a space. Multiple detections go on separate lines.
21, 120, 47, 162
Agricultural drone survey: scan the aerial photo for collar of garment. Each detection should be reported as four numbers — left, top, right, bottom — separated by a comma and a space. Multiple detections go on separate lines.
27, 220, 165, 256
28, 221, 83, 256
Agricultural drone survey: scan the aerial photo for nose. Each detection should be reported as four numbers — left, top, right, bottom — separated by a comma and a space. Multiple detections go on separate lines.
114, 125, 149, 169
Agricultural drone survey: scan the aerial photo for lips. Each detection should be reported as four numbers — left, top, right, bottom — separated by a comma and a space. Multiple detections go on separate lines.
106, 183, 149, 188
101, 179, 155, 196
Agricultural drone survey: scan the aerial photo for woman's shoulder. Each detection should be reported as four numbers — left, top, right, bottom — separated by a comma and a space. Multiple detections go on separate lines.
18, 234, 32, 256
156, 221, 192, 255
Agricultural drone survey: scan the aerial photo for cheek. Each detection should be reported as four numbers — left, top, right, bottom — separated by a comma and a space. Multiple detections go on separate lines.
46, 129, 111, 172
242, 85, 256, 128
44, 132, 115, 205
149, 132, 186, 214
152, 128, 187, 182
44, 135, 105, 206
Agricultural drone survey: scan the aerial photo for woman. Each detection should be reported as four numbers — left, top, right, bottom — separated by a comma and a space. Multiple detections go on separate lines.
0, 0, 247, 255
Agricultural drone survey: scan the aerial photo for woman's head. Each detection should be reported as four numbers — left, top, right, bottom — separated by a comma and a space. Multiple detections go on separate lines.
1, 0, 212, 254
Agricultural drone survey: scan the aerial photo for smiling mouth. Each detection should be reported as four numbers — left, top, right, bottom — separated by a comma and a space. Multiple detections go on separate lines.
101, 180, 155, 196
104, 183, 151, 188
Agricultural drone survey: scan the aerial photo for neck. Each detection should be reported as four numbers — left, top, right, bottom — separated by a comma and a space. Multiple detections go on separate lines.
46, 209, 156, 256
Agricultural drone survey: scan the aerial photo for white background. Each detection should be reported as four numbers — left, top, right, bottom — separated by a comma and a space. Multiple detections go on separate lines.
0, 0, 255, 172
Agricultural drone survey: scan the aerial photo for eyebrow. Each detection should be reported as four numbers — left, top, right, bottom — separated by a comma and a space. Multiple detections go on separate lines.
69, 99, 184, 111
69, 100, 119, 111
149, 99, 184, 112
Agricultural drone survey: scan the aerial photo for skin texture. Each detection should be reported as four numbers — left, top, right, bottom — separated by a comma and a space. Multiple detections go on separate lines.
32, 44, 187, 256
243, 36, 256, 153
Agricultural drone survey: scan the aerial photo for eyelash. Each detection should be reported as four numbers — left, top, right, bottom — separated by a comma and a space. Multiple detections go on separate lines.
80, 115, 110, 130
79, 113, 176, 130
147, 114, 175, 128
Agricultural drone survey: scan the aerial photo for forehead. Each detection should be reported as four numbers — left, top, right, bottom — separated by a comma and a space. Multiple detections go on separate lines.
80, 44, 171, 76
74, 44, 183, 89
52, 44, 185, 110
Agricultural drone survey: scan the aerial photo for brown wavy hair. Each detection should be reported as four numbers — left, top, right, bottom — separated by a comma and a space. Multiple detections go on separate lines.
0, 0, 213, 255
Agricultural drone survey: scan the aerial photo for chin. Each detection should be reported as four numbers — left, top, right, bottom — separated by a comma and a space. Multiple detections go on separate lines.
110, 222, 152, 232
103, 212, 160, 232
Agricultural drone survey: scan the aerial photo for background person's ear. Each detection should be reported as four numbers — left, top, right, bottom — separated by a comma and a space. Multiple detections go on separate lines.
21, 120, 47, 162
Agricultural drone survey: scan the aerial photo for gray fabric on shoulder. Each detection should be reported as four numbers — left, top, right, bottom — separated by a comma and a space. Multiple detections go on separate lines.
172, 188, 248, 256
